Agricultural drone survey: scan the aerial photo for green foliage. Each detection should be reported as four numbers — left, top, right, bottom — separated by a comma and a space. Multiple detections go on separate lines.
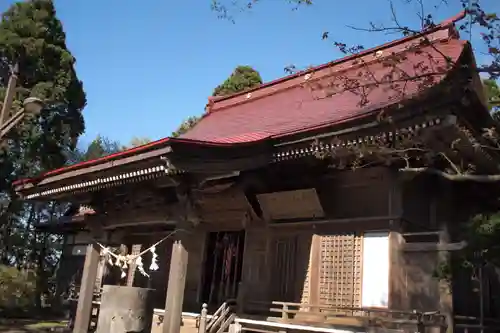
0, 265, 37, 311
213, 65, 263, 97
172, 66, 262, 137
0, 1, 85, 311
0, 0, 86, 175
462, 213, 500, 268
81, 135, 121, 161
483, 79, 500, 121
436, 213, 500, 284
125, 136, 152, 149
0, 0, 86, 209
66, 135, 122, 164
171, 116, 201, 137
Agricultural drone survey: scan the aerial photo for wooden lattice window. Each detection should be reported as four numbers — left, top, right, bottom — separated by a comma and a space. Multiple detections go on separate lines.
319, 234, 363, 308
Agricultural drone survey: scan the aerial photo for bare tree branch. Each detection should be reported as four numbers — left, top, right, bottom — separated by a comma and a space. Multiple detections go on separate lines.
400, 167, 500, 181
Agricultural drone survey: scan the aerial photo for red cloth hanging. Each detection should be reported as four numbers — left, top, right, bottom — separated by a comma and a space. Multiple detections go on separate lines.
223, 239, 235, 278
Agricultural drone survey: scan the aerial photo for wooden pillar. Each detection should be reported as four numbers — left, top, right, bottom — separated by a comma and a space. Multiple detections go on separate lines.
308, 234, 320, 306
388, 170, 405, 310
436, 183, 454, 333
73, 242, 100, 333
388, 231, 406, 310
163, 238, 189, 333
439, 225, 454, 333
118, 244, 128, 286
94, 253, 106, 291
162, 182, 198, 333
126, 244, 142, 286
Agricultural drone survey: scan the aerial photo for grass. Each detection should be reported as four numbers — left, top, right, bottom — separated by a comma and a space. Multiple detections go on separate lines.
24, 321, 67, 329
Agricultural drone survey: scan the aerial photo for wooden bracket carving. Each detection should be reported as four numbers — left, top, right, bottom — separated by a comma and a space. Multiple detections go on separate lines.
157, 159, 202, 226
160, 156, 178, 175
87, 216, 107, 241
176, 183, 201, 227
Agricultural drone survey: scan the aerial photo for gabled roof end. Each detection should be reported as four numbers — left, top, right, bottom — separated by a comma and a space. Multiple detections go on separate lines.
203, 11, 467, 113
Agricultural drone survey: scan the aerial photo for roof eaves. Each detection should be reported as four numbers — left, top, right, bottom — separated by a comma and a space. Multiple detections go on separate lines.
13, 137, 172, 186
13, 136, 275, 193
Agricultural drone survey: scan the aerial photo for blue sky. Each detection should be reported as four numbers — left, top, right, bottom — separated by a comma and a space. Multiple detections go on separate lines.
0, 0, 498, 148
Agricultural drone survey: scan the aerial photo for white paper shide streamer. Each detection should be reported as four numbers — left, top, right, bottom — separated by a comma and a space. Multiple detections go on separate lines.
149, 246, 159, 271
97, 231, 176, 279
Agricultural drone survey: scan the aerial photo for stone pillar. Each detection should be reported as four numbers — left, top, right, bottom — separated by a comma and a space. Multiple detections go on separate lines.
163, 239, 189, 333
73, 243, 100, 333
95, 285, 154, 333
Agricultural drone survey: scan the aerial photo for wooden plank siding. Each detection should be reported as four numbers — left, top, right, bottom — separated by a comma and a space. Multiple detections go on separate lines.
184, 228, 206, 310
181, 167, 399, 313
240, 227, 269, 306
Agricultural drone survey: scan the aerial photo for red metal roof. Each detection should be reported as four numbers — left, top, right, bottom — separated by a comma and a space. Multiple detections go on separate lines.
14, 12, 469, 187
182, 23, 467, 143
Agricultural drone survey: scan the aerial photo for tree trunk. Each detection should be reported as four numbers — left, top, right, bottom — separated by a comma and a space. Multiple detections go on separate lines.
0, 202, 13, 265
21, 203, 36, 269
35, 231, 47, 310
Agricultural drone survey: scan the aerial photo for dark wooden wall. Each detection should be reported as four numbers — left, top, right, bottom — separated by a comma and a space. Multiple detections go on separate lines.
239, 167, 396, 311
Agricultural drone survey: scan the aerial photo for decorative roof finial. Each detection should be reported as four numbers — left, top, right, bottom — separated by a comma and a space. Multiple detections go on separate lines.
205, 96, 216, 113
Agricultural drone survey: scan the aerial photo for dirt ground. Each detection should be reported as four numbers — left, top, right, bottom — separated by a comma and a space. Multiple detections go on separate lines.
0, 319, 68, 333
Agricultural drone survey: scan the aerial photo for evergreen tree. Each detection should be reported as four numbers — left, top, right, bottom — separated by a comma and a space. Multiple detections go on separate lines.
82, 136, 121, 161
0, 0, 86, 186
66, 135, 122, 164
172, 65, 262, 137
213, 65, 263, 97
0, 0, 85, 290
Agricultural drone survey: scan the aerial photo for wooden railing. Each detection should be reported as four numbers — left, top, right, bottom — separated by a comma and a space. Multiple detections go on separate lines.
246, 301, 447, 333
234, 317, 377, 333
199, 299, 237, 333
454, 315, 500, 333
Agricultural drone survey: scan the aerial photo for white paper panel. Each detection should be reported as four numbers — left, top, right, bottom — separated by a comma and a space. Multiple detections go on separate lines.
361, 232, 389, 308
